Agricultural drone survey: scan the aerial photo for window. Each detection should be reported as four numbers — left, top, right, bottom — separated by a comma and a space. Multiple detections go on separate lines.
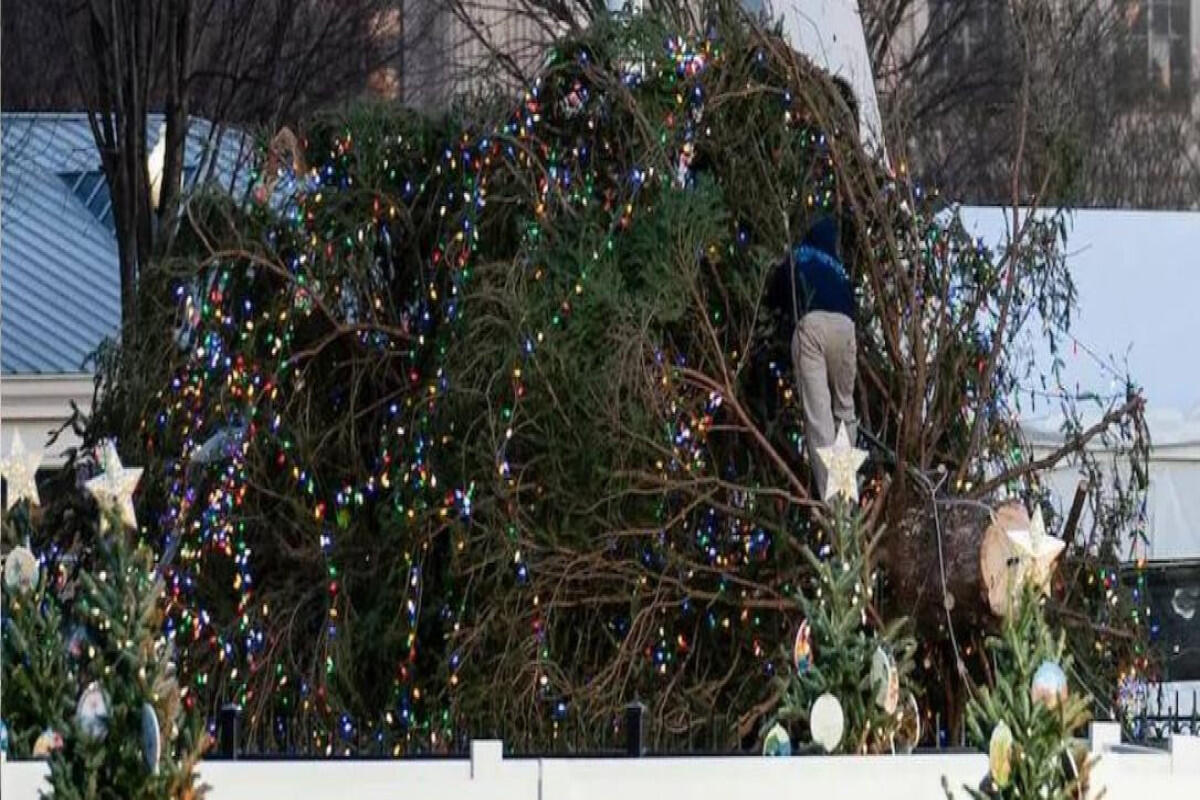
59, 170, 115, 232
59, 165, 201, 234
928, 0, 1008, 75
1118, 0, 1192, 107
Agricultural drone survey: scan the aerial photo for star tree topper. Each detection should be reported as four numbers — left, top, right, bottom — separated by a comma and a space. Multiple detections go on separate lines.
85, 441, 143, 531
1, 431, 44, 509
1007, 506, 1065, 594
816, 424, 867, 502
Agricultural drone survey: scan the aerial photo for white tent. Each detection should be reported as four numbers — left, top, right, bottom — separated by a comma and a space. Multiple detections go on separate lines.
959, 207, 1200, 562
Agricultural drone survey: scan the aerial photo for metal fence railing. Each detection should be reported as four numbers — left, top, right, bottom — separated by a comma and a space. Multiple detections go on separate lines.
1127, 684, 1200, 745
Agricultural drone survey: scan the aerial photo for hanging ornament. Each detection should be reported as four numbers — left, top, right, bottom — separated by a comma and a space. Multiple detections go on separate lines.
3, 545, 39, 594
792, 620, 812, 673
988, 721, 1014, 788
871, 646, 899, 714
1031, 660, 1069, 708
76, 681, 110, 741
32, 728, 64, 757
141, 702, 161, 774
810, 693, 844, 753
673, 142, 694, 188
0, 719, 9, 754
65, 624, 92, 661
561, 81, 587, 117
762, 722, 792, 756
892, 693, 920, 754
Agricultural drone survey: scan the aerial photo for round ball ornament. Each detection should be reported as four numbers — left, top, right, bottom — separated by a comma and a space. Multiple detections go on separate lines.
0, 719, 9, 754
810, 693, 845, 753
988, 721, 1014, 789
33, 728, 64, 757
76, 681, 110, 741
65, 624, 93, 661
871, 645, 900, 714
141, 702, 161, 774
762, 722, 792, 756
3, 545, 39, 594
792, 620, 813, 673
1031, 660, 1069, 708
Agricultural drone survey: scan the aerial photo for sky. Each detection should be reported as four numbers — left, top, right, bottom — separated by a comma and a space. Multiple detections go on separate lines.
959, 206, 1200, 417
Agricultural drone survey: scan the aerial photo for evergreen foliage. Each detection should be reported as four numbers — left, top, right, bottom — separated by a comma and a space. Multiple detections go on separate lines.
771, 498, 915, 753
43, 504, 208, 800
949, 584, 1092, 799
2, 456, 207, 798
1, 503, 75, 756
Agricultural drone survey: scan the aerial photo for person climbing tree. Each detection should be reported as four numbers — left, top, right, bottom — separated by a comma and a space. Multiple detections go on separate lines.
769, 215, 858, 498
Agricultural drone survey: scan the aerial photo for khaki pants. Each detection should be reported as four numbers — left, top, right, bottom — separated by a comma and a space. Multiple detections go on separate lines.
792, 311, 857, 498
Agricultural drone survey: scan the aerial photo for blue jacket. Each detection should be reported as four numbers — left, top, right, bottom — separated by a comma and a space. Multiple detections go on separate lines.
769, 216, 855, 324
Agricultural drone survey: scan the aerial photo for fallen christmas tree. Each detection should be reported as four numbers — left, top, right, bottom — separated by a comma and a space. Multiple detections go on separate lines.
74, 1, 1151, 753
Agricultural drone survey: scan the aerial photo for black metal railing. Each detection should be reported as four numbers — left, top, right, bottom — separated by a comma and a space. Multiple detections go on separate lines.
1126, 684, 1200, 746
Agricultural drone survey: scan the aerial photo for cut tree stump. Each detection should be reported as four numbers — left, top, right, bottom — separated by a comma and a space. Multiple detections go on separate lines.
886, 499, 1028, 630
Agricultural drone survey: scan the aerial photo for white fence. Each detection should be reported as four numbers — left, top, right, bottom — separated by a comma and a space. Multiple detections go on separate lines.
3, 727, 1199, 799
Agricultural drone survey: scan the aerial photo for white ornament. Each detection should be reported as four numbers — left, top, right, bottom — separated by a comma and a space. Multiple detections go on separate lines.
810, 692, 845, 752
141, 702, 161, 774
816, 424, 867, 502
3, 545, 40, 594
84, 441, 143, 531
76, 682, 110, 741
1005, 506, 1065, 595
1, 431, 43, 509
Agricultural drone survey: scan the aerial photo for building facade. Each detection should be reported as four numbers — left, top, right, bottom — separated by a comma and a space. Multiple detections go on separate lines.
877, 0, 1199, 114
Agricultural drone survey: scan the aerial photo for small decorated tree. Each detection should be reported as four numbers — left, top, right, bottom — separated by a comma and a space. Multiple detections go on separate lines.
2, 501, 75, 757
43, 443, 208, 799
948, 581, 1092, 799
769, 428, 916, 754
3, 438, 208, 797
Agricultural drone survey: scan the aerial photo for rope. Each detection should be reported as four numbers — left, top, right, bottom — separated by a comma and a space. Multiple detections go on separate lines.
858, 425, 975, 685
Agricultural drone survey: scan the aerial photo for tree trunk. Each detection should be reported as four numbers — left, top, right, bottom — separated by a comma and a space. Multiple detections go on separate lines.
885, 498, 1026, 631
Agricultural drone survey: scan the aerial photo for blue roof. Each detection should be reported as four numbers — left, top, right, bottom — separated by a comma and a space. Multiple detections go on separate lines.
1, 112, 255, 375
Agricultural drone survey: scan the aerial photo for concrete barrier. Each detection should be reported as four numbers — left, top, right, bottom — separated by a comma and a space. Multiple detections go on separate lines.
2, 729, 1197, 799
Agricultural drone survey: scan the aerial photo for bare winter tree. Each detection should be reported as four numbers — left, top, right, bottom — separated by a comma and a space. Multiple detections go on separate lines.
0, 0, 413, 323
860, 0, 1200, 208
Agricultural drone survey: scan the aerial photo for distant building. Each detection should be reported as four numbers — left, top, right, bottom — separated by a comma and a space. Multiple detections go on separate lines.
878, 0, 1198, 114
376, 1, 885, 150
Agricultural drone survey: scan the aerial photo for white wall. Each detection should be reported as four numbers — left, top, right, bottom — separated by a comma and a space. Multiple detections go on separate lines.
4, 729, 1198, 800
0, 373, 94, 466
540, 752, 987, 800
